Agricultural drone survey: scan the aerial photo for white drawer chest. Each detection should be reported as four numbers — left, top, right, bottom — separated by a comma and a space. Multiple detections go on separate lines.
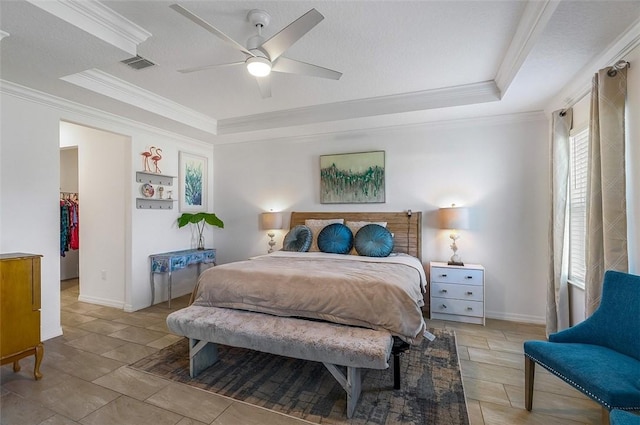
429, 262, 485, 325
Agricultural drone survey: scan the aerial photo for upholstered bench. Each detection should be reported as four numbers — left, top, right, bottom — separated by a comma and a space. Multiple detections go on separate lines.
167, 305, 399, 418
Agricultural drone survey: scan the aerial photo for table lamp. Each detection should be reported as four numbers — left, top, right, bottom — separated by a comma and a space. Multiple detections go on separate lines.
438, 204, 469, 266
261, 211, 283, 253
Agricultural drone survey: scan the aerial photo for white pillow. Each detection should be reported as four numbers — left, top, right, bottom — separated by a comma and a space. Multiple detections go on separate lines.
345, 221, 387, 255
305, 219, 344, 252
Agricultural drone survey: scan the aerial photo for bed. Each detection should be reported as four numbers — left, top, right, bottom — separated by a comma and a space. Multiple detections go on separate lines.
167, 211, 425, 417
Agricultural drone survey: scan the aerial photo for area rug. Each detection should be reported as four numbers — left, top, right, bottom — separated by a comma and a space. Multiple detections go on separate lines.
130, 328, 469, 425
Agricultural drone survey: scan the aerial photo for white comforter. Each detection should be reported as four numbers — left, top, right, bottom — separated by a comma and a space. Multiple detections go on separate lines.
191, 251, 427, 343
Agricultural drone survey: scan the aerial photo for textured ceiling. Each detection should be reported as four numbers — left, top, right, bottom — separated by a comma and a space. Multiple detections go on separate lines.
1, 0, 639, 144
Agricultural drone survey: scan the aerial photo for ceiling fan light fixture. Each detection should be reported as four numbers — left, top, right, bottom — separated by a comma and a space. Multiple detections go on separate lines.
246, 56, 271, 77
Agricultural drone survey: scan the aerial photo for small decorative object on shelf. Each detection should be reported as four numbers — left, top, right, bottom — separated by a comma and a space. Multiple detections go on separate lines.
158, 186, 164, 199
141, 146, 163, 173
141, 183, 154, 198
177, 212, 224, 250
151, 147, 163, 173
167, 190, 173, 200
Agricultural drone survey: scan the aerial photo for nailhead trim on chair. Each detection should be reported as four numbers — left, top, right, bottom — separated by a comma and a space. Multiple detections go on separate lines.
525, 353, 639, 412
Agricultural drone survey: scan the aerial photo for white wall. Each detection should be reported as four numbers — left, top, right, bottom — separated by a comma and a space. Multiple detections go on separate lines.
214, 114, 550, 323
1, 94, 63, 340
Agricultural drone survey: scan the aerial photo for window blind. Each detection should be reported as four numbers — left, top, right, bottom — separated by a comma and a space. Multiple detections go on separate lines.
568, 128, 589, 287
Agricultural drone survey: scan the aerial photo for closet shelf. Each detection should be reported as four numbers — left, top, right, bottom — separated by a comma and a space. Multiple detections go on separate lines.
136, 171, 175, 186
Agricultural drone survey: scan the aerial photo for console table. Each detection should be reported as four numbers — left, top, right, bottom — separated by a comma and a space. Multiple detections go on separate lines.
150, 248, 216, 308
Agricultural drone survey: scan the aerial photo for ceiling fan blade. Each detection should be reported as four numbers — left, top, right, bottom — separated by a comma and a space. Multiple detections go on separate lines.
170, 4, 255, 57
178, 61, 244, 74
255, 76, 272, 98
260, 8, 324, 61
272, 57, 342, 80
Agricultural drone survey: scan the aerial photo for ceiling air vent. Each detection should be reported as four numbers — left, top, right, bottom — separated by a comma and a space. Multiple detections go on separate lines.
121, 55, 155, 70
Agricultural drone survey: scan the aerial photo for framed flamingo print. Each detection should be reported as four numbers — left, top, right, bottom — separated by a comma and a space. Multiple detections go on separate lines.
179, 152, 207, 212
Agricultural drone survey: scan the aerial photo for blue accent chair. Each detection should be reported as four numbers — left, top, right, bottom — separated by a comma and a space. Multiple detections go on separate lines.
524, 270, 640, 424
611, 410, 640, 425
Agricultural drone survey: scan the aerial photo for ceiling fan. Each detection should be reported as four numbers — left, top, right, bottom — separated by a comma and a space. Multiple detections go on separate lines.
170, 4, 342, 98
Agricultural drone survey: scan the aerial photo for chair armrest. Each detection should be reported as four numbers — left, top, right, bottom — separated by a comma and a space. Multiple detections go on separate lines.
549, 313, 604, 344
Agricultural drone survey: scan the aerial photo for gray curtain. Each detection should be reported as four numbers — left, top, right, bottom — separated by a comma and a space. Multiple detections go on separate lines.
547, 109, 572, 336
585, 63, 629, 316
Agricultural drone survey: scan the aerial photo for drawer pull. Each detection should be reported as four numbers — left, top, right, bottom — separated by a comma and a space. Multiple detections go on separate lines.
466, 291, 473, 295
441, 304, 447, 309
465, 276, 473, 279
466, 307, 473, 311
440, 289, 448, 293
440, 274, 447, 278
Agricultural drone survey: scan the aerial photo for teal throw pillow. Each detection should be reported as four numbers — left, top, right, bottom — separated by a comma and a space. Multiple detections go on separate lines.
354, 224, 394, 257
317, 223, 353, 255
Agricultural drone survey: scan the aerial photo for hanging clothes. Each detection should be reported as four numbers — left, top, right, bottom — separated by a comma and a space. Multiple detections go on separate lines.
60, 193, 79, 256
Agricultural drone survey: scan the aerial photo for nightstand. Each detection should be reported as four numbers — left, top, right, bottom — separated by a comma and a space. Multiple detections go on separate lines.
429, 261, 485, 325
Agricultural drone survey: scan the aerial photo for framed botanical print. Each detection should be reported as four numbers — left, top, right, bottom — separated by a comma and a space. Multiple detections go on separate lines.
179, 152, 207, 212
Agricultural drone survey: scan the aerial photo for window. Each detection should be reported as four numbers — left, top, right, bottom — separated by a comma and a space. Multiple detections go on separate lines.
568, 127, 589, 288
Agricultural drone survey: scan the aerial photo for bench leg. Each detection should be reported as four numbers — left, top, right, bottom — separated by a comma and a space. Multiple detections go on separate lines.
189, 338, 218, 378
392, 337, 410, 390
525, 356, 535, 411
323, 363, 362, 419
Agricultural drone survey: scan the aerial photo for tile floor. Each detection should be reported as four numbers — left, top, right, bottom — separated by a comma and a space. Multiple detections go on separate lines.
0, 280, 602, 425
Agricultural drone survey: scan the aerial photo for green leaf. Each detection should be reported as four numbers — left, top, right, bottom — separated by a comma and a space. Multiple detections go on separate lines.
177, 212, 224, 229
203, 213, 224, 229
177, 213, 195, 228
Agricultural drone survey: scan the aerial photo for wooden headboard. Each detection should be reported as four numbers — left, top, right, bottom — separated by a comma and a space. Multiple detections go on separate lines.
290, 211, 422, 258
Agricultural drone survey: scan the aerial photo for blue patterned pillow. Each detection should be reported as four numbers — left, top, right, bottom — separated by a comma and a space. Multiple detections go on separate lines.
317, 223, 353, 255
354, 224, 394, 257
282, 225, 312, 252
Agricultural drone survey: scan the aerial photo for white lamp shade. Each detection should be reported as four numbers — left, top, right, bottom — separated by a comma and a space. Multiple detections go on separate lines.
261, 212, 283, 230
438, 206, 469, 230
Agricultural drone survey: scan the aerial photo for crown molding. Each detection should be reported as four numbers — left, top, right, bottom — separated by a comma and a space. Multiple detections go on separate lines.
60, 69, 218, 135
218, 80, 501, 135
495, 0, 560, 96
214, 110, 547, 146
545, 16, 640, 114
0, 79, 211, 148
25, 0, 151, 55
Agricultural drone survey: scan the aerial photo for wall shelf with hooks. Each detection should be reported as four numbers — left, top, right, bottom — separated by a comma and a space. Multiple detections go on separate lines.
136, 171, 176, 209
136, 171, 175, 186
136, 198, 176, 210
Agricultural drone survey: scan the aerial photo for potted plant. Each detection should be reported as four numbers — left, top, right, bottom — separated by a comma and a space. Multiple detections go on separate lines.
177, 212, 224, 250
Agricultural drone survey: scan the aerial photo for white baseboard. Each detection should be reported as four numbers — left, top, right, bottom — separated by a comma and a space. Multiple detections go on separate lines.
485, 310, 545, 325
77, 294, 125, 310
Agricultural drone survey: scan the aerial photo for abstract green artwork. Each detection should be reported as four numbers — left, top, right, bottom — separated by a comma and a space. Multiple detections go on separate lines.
320, 151, 385, 204
179, 152, 207, 212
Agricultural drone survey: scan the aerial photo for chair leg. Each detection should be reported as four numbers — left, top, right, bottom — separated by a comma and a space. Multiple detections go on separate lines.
525, 356, 535, 411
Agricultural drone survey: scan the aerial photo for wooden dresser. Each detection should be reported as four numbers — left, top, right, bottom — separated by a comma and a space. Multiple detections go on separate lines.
0, 253, 44, 379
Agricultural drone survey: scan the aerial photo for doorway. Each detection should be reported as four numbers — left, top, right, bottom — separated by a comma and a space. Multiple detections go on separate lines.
59, 121, 131, 309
